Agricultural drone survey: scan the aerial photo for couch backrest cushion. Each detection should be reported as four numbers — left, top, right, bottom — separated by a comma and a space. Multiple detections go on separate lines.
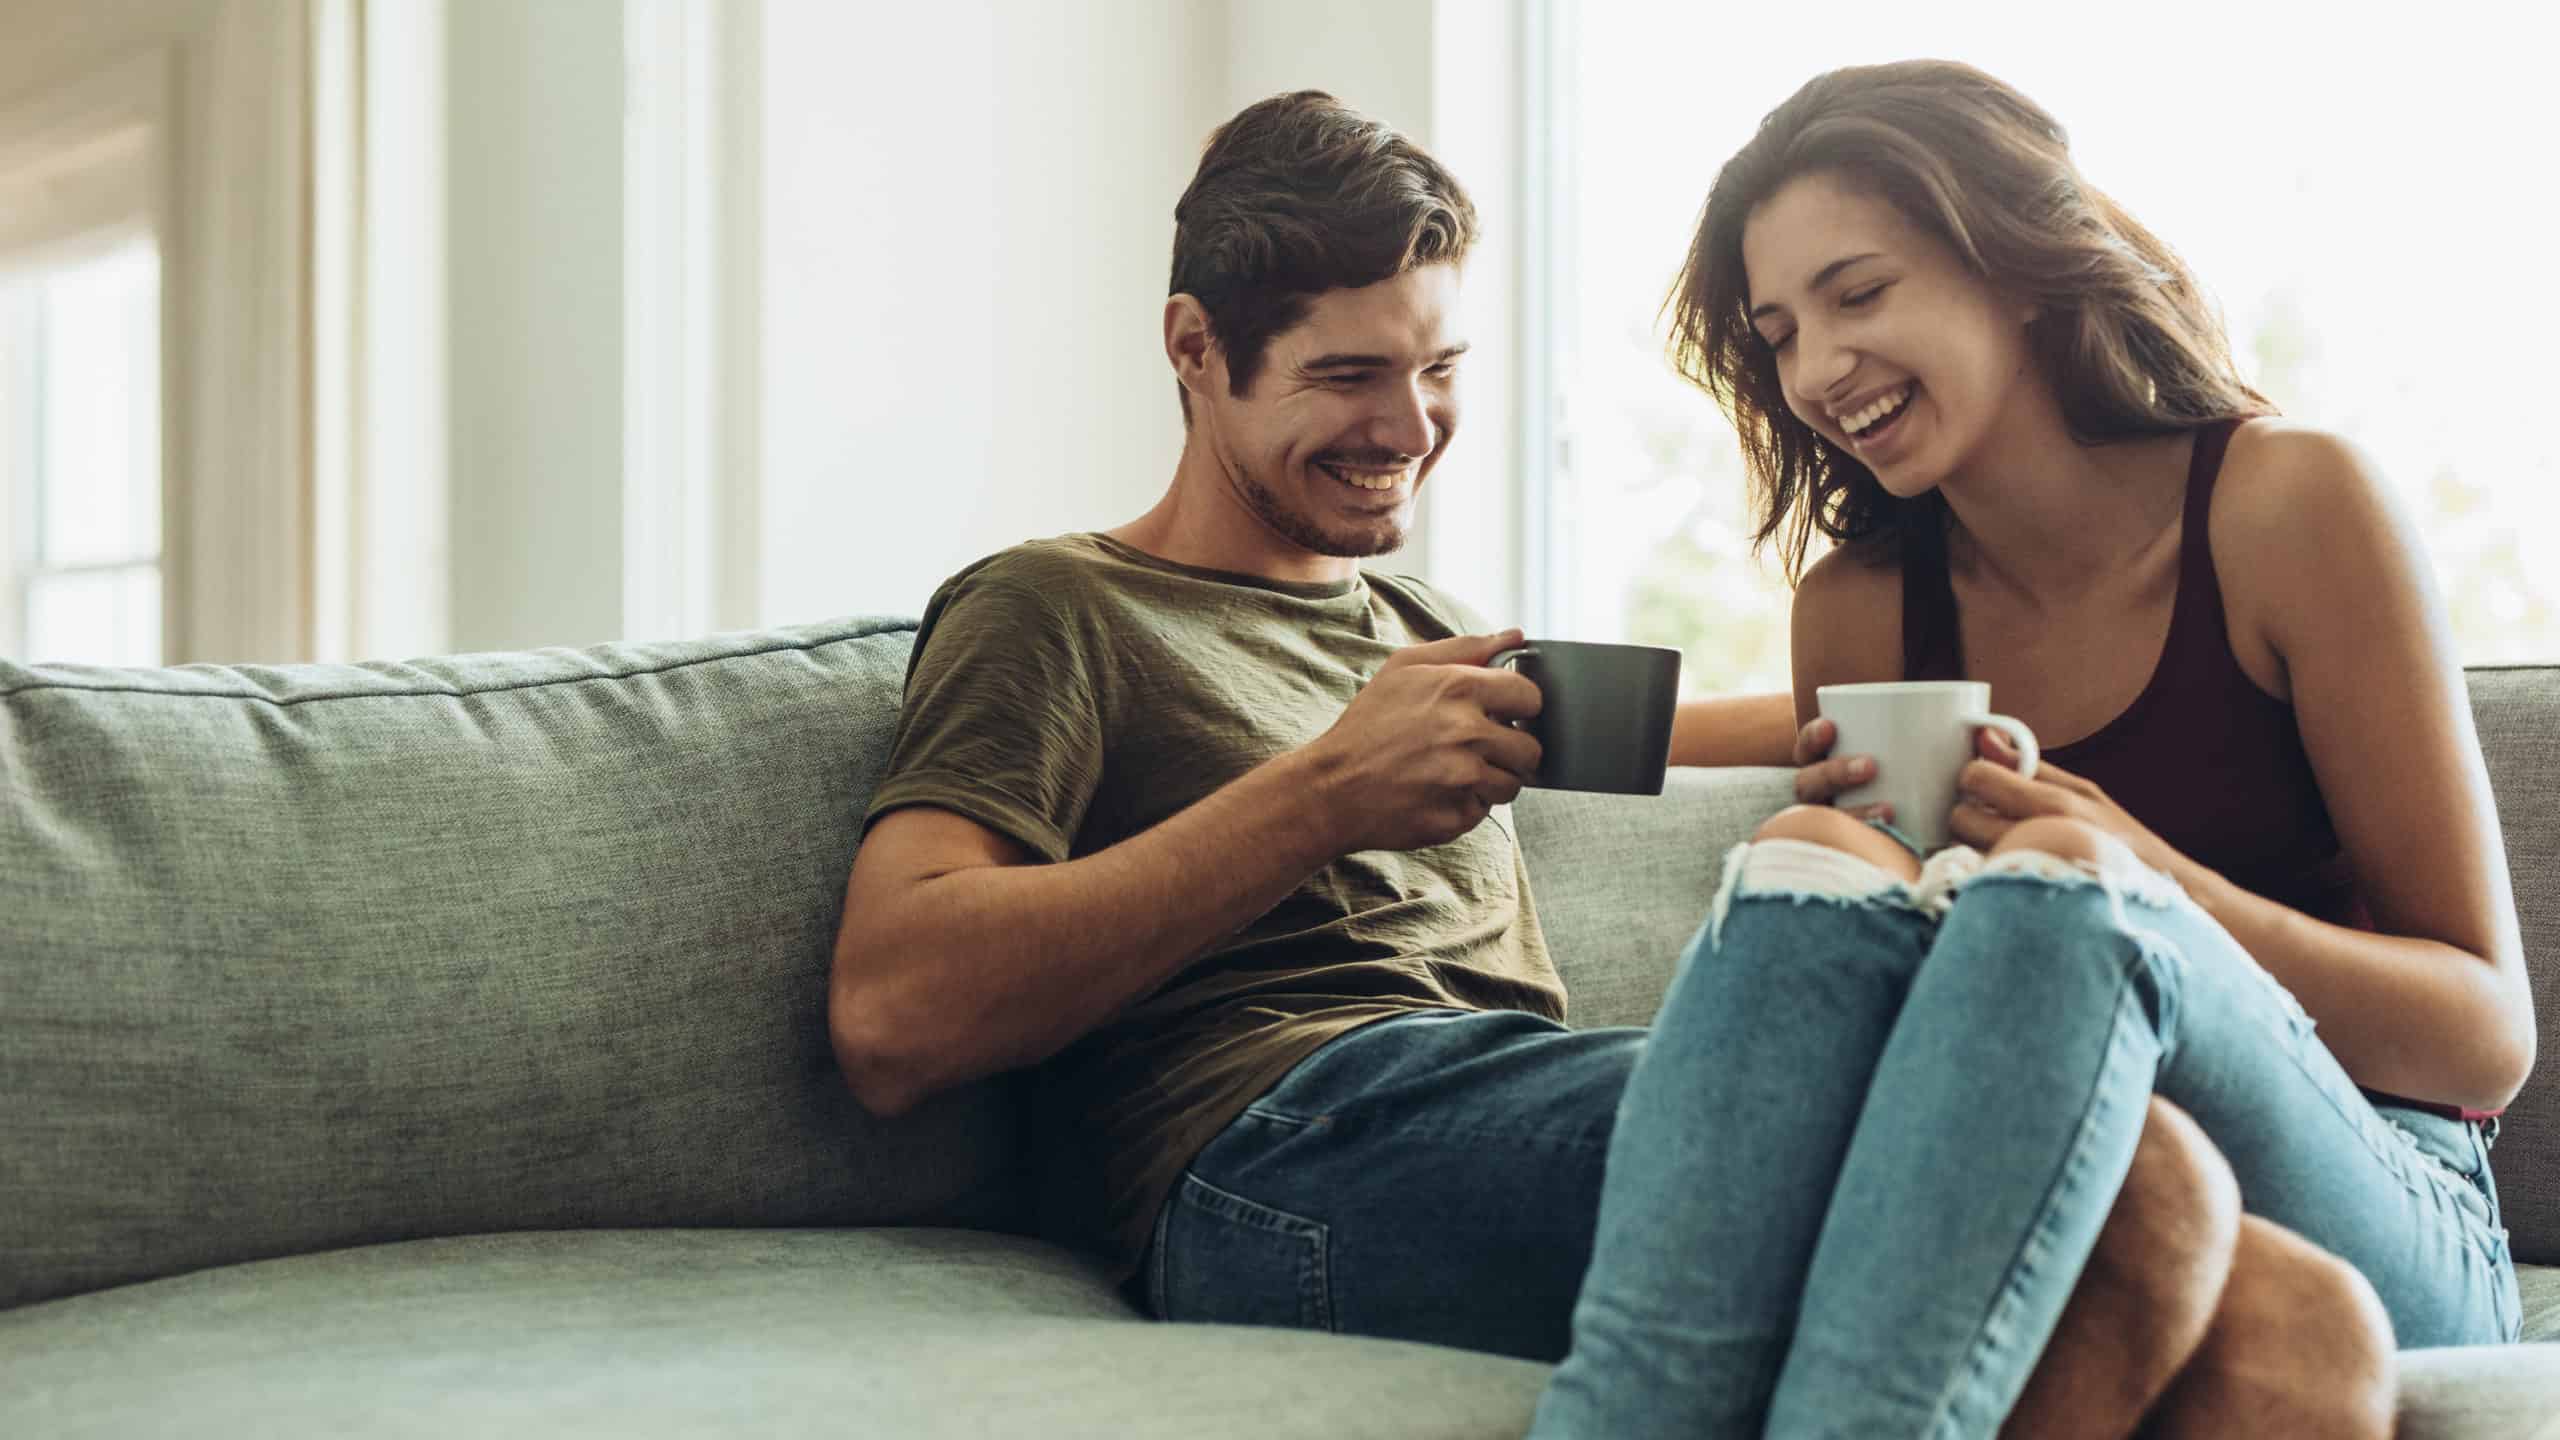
0, 619, 1013, 1310
2468, 666, 2560, 1265
1521, 665, 2560, 1268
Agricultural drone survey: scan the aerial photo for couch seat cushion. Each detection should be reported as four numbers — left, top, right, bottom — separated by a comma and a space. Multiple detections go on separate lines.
0, 1228, 1548, 1438
2, 1229, 2552, 1437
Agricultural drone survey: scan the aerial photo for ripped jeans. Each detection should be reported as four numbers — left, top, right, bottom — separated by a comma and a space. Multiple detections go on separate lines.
1529, 838, 2520, 1440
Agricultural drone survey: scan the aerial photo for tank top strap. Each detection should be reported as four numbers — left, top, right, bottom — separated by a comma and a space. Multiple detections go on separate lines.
1899, 517, 1962, 681
2171, 418, 2244, 653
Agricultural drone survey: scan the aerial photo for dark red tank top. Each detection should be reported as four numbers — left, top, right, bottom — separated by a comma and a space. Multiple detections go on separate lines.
1901, 419, 2362, 925
1901, 421, 2473, 1121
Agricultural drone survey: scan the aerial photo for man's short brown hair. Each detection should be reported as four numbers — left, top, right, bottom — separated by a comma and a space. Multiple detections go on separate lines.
1169, 91, 1477, 422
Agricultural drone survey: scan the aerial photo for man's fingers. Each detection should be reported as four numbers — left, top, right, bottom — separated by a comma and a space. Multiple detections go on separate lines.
1480, 725, 1543, 782
1379, 628, 1527, 674
1459, 666, 1544, 723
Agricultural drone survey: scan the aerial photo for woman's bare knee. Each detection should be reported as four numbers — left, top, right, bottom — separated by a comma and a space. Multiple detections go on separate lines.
1752, 804, 1922, 881
1987, 814, 2116, 866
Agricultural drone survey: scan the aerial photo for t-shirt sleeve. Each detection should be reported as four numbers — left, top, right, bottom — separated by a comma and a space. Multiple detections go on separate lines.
863, 565, 1103, 864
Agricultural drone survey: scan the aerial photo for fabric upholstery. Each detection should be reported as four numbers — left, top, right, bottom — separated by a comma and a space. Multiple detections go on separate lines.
2467, 666, 2560, 1266
0, 1229, 1552, 1439
0, 620, 1015, 1311
3, 625, 2555, 1437
1512, 766, 1796, 1032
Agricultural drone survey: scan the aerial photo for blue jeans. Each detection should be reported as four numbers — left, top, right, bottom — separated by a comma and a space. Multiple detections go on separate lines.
1146, 839, 2520, 1436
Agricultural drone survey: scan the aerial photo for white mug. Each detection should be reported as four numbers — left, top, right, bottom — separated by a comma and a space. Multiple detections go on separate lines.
1816, 681, 2039, 853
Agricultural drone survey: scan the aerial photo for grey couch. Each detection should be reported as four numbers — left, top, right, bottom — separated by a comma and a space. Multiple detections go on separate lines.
3, 615, 2555, 1438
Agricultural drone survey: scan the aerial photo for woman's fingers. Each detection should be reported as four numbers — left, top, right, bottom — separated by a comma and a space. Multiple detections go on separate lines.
1794, 752, 1876, 804
1957, 757, 2057, 815
1791, 716, 1837, 767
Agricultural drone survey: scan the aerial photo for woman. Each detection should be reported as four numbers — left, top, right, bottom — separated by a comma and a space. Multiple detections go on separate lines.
1529, 59, 2530, 1438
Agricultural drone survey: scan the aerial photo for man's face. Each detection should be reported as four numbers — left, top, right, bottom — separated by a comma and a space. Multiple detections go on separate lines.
1198, 264, 1465, 560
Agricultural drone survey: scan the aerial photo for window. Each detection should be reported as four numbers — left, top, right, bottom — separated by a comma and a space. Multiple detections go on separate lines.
0, 234, 162, 664
1541, 3, 2558, 692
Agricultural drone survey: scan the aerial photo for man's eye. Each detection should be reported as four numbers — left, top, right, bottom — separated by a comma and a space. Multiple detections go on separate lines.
1426, 361, 1458, 377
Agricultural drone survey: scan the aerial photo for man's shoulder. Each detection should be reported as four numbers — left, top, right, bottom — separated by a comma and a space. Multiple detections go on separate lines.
938, 533, 1115, 601
1361, 567, 1490, 637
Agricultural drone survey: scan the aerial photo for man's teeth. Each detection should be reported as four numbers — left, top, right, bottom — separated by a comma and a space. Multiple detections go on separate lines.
1326, 465, 1407, 491
1842, 384, 1913, 436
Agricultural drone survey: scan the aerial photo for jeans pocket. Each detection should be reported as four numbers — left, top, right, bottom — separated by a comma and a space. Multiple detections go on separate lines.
1154, 1171, 1333, 1332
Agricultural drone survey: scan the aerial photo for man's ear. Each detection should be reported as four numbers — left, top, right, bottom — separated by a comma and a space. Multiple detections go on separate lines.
1165, 294, 1221, 401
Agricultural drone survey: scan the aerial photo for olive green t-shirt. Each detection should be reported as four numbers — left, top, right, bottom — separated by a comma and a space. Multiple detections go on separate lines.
863, 532, 1563, 1278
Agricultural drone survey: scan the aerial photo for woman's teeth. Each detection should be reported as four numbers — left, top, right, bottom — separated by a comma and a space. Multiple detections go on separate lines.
1843, 384, 1915, 437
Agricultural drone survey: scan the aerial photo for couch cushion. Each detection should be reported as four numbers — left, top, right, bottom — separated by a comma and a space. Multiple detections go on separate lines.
0, 620, 1014, 1311
0, 1229, 1553, 1438
0, 1229, 2548, 1437
1513, 767, 1795, 1032
2469, 666, 2560, 1267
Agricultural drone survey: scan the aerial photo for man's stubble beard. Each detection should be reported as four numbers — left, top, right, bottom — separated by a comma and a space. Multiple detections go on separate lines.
1232, 461, 1406, 560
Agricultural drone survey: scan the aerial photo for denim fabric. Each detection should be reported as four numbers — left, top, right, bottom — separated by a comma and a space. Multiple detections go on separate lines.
1147, 838, 2517, 1438
1144, 1009, 1643, 1361
1532, 840, 2519, 1439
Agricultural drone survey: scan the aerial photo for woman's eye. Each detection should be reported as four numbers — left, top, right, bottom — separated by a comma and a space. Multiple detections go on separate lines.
1842, 283, 1887, 308
1763, 332, 1794, 354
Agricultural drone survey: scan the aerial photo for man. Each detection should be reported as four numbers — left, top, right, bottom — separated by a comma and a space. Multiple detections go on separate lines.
831, 91, 2393, 1436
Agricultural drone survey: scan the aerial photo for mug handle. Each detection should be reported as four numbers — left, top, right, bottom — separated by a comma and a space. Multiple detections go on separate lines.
1965, 712, 2039, 782
1487, 646, 1538, 669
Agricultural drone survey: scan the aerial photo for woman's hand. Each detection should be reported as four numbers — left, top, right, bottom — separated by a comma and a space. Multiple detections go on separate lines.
1946, 729, 2194, 884
1790, 716, 1890, 823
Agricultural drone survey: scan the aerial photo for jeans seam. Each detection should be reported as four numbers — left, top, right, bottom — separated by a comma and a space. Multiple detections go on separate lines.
1929, 987, 2157, 1437
1236, 1104, 1609, 1157
1174, 1171, 1335, 1331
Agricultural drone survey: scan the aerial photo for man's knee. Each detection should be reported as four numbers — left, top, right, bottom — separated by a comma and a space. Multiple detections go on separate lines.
2086, 1098, 2243, 1371
1751, 803, 1921, 880
2155, 1218, 2397, 1439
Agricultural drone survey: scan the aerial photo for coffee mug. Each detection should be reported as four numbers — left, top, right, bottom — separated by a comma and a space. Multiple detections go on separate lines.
1816, 680, 2039, 852
1487, 641, 1683, 795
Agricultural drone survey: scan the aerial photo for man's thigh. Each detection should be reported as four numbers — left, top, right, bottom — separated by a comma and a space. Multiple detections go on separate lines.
1143, 1008, 1644, 1362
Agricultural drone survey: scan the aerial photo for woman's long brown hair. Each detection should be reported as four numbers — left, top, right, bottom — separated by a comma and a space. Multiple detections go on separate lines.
1667, 60, 2274, 580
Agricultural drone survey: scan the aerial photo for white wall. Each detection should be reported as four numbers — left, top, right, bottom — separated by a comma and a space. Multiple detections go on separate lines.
755, 0, 1209, 625
753, 0, 1497, 626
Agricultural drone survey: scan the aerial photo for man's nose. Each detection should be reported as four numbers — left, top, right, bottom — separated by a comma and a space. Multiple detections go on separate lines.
1370, 376, 1437, 459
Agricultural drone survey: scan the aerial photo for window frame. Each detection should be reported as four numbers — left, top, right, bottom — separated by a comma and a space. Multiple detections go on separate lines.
0, 49, 176, 665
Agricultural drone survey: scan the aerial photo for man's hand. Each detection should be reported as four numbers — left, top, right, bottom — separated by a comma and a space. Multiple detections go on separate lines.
1302, 629, 1544, 853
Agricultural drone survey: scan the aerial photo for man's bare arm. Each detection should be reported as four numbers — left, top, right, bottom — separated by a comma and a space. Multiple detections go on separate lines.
1669, 692, 1796, 768
830, 631, 1543, 1116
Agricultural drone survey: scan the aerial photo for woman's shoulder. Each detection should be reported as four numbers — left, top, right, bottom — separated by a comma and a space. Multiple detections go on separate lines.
1792, 538, 1904, 684
2208, 417, 2422, 690
2211, 417, 2398, 552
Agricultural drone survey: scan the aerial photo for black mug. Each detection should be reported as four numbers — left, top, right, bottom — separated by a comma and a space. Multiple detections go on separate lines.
1487, 640, 1683, 795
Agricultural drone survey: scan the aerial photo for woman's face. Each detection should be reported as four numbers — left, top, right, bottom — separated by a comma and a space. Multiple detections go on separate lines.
1740, 171, 2038, 497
